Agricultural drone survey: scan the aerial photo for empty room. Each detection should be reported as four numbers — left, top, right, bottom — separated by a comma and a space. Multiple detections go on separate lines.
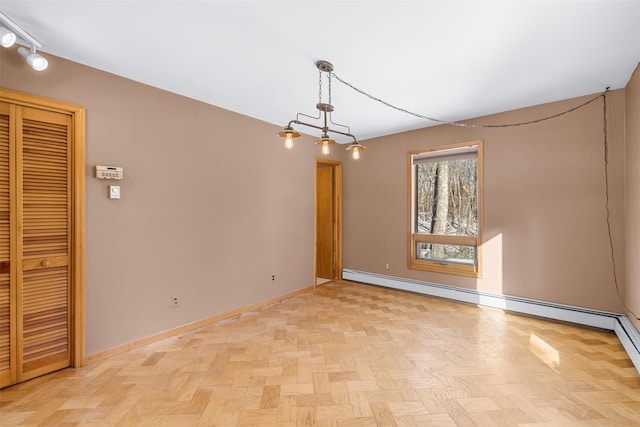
1, 1, 640, 425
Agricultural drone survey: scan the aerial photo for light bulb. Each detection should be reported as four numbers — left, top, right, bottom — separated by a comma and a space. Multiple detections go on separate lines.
322, 141, 330, 155
352, 147, 360, 160
0, 28, 16, 48
30, 55, 48, 71
284, 133, 293, 149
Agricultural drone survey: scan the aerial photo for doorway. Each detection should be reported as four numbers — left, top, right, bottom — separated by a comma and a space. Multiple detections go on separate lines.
315, 159, 342, 286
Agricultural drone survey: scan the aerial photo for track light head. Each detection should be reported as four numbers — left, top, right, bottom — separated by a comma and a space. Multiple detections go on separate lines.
0, 27, 16, 47
17, 46, 48, 71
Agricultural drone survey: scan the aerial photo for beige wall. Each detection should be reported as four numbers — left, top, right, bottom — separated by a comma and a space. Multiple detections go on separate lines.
0, 48, 342, 355
1, 46, 637, 355
343, 89, 627, 313
625, 63, 640, 331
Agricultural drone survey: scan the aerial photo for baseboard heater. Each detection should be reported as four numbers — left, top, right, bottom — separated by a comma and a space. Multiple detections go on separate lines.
342, 269, 640, 374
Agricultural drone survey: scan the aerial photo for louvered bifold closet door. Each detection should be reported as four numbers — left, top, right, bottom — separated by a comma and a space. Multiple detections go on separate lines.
17, 106, 71, 382
0, 103, 15, 388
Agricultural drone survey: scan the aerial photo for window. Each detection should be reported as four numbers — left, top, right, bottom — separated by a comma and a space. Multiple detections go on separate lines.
408, 140, 483, 277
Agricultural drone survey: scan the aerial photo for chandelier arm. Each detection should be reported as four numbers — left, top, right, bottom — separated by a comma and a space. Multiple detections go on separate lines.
292, 120, 357, 142
295, 111, 322, 122
291, 120, 324, 133
325, 126, 357, 142
327, 112, 352, 135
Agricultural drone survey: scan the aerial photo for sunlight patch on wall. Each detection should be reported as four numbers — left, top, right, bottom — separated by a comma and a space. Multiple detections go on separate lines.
477, 233, 503, 294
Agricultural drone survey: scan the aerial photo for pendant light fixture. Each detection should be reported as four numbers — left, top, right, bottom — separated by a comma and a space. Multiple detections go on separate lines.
278, 60, 365, 159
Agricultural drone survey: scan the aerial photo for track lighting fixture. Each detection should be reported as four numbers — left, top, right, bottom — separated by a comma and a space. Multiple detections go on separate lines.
0, 27, 16, 47
278, 60, 365, 159
0, 11, 48, 72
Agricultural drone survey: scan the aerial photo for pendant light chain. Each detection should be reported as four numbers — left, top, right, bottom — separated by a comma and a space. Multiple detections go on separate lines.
317, 68, 332, 106
322, 71, 634, 318
331, 72, 608, 129
318, 69, 323, 104
602, 90, 640, 321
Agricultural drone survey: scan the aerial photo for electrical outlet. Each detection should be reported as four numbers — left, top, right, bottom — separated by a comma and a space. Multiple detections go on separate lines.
271, 275, 275, 281
385, 263, 390, 270
171, 295, 179, 308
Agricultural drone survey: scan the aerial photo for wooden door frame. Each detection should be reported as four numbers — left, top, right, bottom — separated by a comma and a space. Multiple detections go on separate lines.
0, 88, 86, 368
314, 158, 342, 287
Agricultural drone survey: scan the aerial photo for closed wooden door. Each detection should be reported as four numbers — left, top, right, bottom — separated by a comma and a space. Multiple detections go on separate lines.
0, 99, 77, 388
18, 106, 72, 382
0, 102, 13, 387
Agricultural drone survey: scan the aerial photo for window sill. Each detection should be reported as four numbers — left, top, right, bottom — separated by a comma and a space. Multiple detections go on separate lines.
409, 259, 482, 278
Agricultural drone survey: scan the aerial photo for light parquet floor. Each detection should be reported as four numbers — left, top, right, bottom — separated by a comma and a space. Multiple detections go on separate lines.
1, 281, 640, 426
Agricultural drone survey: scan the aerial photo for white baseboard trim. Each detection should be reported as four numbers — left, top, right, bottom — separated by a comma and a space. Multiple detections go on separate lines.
615, 316, 640, 373
342, 269, 640, 374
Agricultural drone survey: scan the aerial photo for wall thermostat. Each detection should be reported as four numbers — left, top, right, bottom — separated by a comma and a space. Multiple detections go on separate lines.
109, 185, 121, 199
96, 165, 124, 180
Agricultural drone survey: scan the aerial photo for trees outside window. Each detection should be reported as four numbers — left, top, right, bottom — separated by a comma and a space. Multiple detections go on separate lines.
408, 141, 483, 277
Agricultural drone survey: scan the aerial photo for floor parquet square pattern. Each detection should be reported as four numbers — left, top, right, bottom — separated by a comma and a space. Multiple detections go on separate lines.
1, 281, 639, 426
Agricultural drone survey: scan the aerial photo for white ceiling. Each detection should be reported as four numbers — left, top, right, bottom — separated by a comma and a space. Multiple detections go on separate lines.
1, 1, 639, 143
